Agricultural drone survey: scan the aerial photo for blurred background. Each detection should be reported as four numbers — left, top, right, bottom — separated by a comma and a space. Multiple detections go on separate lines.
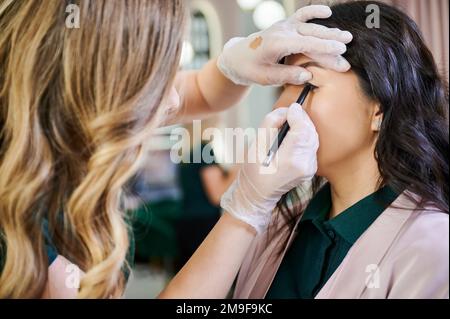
124, 0, 449, 298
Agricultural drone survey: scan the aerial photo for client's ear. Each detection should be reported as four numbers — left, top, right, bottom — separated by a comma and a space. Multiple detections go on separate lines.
371, 104, 383, 132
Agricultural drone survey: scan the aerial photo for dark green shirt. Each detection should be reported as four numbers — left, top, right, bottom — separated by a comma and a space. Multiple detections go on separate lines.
266, 183, 399, 299
178, 142, 221, 219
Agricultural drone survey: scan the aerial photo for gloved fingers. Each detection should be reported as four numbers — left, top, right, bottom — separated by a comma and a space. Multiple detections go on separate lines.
283, 106, 319, 161
297, 23, 353, 44
277, 34, 347, 57
258, 64, 312, 86
277, 105, 319, 178
283, 125, 319, 151
286, 102, 316, 133
246, 108, 288, 168
292, 5, 332, 23
260, 107, 288, 130
305, 53, 351, 72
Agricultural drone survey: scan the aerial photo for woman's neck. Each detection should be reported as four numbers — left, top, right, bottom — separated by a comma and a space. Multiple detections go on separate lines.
326, 150, 381, 219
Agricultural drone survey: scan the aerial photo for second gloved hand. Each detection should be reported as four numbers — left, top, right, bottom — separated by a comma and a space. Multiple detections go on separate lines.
217, 5, 353, 86
220, 104, 319, 234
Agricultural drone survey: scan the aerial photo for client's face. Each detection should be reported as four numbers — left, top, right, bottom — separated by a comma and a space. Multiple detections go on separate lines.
273, 54, 380, 178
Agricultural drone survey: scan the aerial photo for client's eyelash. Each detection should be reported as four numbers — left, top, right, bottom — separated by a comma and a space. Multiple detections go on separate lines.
306, 82, 318, 90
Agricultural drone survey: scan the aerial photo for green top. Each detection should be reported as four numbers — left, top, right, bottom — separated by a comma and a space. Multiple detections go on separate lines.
266, 183, 399, 299
178, 142, 221, 219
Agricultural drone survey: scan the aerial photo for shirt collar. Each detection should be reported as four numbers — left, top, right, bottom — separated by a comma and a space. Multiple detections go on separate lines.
300, 183, 400, 244
300, 183, 332, 223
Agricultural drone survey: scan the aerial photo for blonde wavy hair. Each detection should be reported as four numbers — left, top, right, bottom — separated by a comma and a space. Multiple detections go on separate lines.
0, 0, 186, 298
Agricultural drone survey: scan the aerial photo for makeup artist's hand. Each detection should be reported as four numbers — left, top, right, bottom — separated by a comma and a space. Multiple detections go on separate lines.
220, 104, 319, 234
217, 5, 353, 86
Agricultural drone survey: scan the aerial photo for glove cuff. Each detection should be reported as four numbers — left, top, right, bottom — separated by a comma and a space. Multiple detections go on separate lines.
220, 171, 276, 234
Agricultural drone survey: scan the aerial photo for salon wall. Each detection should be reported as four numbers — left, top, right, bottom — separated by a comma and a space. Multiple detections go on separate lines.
187, 0, 280, 132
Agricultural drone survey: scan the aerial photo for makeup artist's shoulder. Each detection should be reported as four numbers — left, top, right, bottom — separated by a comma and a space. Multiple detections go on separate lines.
42, 255, 83, 299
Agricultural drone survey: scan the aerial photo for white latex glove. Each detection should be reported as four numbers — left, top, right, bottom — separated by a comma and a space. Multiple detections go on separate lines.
217, 5, 353, 86
220, 103, 319, 233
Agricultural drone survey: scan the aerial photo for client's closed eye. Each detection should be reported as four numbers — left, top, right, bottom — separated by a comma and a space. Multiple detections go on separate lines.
306, 82, 318, 91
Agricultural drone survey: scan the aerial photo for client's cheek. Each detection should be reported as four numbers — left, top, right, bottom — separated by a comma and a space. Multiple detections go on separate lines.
302, 101, 334, 141
273, 96, 290, 110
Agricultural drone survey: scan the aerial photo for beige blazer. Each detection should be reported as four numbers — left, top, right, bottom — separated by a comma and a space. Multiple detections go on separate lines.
233, 191, 449, 299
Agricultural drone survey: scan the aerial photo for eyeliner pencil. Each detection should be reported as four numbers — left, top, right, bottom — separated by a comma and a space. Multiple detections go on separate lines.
263, 84, 314, 167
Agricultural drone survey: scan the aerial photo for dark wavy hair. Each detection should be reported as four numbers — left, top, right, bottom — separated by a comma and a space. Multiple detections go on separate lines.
272, 1, 449, 243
